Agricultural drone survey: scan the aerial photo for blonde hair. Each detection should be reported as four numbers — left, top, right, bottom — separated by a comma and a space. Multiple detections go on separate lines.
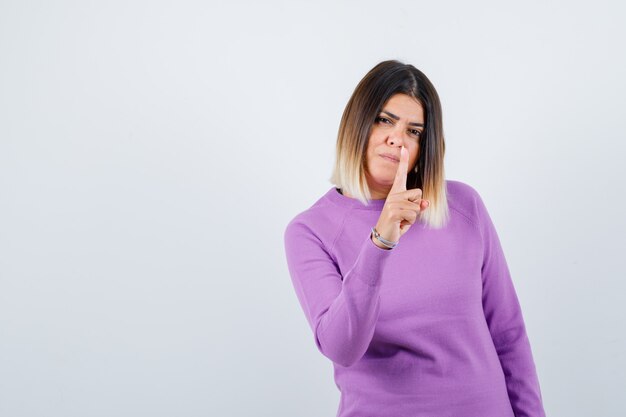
329, 60, 450, 229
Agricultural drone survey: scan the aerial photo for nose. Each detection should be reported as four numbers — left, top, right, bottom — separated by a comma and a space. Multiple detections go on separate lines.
387, 125, 409, 147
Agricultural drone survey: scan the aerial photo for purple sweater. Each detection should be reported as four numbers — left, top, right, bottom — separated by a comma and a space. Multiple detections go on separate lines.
283, 180, 546, 417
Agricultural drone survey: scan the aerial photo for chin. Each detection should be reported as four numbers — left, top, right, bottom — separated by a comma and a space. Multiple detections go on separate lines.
366, 167, 393, 181
371, 174, 394, 185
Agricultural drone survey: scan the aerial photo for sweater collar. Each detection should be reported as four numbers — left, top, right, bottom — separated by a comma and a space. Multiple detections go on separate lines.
325, 187, 387, 211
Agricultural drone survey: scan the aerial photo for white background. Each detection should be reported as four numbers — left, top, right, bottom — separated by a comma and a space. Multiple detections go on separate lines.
1, 1, 625, 416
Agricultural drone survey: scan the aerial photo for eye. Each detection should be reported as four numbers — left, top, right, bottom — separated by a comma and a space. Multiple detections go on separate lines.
410, 129, 422, 138
375, 116, 391, 124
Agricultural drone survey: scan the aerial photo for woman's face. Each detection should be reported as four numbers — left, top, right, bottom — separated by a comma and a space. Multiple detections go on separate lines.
364, 93, 425, 199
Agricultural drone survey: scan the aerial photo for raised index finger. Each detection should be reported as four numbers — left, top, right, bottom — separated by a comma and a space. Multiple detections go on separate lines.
390, 145, 409, 194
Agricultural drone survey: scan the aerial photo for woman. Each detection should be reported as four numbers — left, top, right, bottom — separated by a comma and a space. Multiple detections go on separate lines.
283, 60, 546, 416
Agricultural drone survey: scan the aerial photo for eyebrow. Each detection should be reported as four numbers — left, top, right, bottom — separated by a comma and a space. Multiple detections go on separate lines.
381, 110, 424, 127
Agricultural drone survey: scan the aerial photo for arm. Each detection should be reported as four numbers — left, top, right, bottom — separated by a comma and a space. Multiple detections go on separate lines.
476, 192, 546, 417
284, 220, 393, 367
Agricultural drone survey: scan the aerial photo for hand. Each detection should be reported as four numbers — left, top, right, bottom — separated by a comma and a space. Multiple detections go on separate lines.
372, 146, 430, 247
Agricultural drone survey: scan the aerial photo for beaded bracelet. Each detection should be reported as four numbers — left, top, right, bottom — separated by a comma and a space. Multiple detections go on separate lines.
370, 227, 398, 249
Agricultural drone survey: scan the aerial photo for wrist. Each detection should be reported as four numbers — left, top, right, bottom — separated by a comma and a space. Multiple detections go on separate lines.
371, 233, 391, 250
370, 227, 398, 250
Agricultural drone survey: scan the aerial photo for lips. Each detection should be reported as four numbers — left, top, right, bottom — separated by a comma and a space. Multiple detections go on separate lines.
380, 153, 399, 163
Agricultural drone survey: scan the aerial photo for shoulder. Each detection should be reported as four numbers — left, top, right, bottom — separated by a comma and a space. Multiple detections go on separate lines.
445, 179, 487, 227
446, 179, 482, 203
284, 188, 348, 252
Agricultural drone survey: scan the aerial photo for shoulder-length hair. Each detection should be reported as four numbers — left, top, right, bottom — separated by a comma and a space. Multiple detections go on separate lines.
329, 59, 450, 229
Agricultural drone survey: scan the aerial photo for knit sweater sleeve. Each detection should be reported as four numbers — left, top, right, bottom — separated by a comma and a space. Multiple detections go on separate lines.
284, 219, 393, 367
475, 192, 546, 417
